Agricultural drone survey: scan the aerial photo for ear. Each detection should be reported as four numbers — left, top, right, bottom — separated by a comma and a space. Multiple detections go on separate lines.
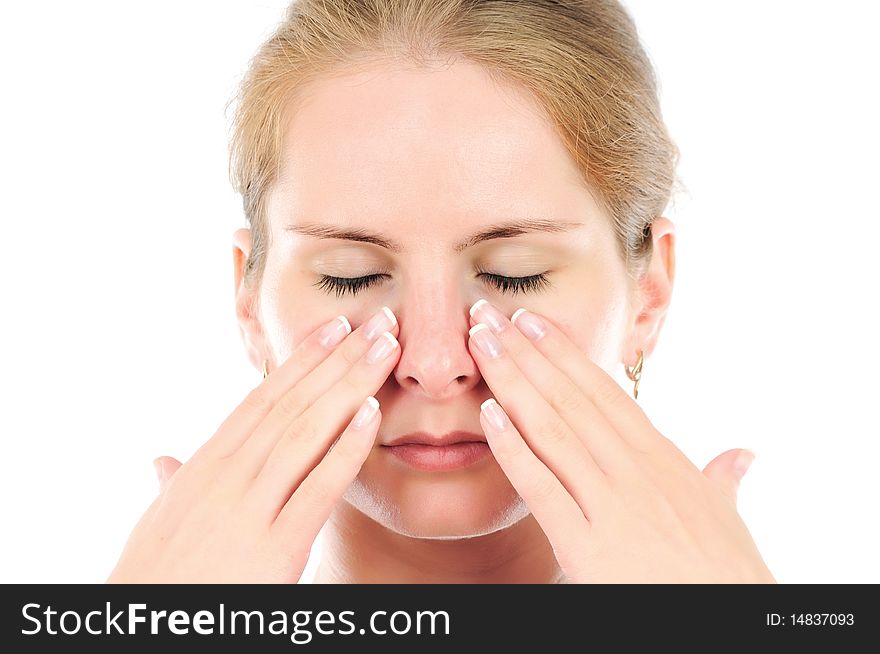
232, 227, 268, 373
624, 216, 676, 364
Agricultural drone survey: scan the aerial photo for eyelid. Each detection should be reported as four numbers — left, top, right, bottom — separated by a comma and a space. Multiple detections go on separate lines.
477, 271, 551, 294
313, 270, 551, 298
312, 273, 389, 298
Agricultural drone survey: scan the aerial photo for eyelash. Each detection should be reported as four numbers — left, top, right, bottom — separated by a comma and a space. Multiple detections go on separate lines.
313, 274, 389, 298
313, 271, 551, 298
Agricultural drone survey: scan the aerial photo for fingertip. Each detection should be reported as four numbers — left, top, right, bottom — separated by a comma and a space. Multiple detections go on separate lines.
152, 456, 183, 488
733, 448, 756, 481
352, 395, 381, 430
381, 306, 397, 328
480, 397, 508, 432
152, 457, 164, 482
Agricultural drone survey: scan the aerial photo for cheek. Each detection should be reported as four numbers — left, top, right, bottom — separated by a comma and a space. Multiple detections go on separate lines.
586, 298, 628, 370
257, 264, 326, 361
533, 251, 627, 348
548, 283, 629, 371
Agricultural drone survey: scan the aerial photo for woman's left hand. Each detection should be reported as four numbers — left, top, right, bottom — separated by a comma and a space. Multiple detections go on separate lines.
467, 299, 776, 583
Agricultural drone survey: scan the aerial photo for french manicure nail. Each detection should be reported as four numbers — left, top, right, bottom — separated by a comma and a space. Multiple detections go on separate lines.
319, 315, 352, 349
470, 298, 507, 334
481, 398, 507, 431
469, 323, 503, 358
511, 308, 546, 341
363, 306, 397, 341
366, 331, 398, 364
353, 396, 380, 429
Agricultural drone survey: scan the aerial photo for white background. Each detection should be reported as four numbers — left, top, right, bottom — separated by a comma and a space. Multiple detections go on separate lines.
1, 1, 877, 583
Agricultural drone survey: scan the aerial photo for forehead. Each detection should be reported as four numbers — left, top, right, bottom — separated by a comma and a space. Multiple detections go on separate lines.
269, 57, 599, 237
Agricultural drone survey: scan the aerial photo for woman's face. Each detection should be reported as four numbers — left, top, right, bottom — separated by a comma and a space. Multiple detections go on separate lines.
251, 57, 635, 538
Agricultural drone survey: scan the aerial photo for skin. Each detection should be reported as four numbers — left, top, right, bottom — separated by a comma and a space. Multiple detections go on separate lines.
108, 56, 775, 583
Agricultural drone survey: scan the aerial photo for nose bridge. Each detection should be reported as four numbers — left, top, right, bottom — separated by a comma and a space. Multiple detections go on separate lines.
392, 274, 481, 399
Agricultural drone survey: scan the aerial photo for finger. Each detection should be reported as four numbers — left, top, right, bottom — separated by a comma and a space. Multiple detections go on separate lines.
467, 322, 614, 508
153, 456, 182, 493
247, 330, 400, 518
471, 302, 659, 453
200, 314, 354, 459
270, 396, 381, 553
479, 398, 597, 568
233, 306, 398, 478
702, 448, 755, 506
470, 299, 640, 478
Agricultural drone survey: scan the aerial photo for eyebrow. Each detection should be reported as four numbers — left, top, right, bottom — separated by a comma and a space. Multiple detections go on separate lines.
284, 218, 584, 253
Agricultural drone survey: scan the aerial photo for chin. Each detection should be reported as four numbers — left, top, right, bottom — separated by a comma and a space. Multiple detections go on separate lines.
342, 449, 531, 538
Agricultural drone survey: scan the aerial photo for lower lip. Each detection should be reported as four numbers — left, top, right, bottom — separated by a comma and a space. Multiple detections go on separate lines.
384, 441, 491, 472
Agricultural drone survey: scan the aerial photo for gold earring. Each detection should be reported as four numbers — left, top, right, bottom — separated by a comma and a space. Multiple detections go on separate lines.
624, 349, 644, 400
262, 359, 269, 380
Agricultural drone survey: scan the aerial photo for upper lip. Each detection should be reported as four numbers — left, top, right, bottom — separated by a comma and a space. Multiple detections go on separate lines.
384, 431, 487, 447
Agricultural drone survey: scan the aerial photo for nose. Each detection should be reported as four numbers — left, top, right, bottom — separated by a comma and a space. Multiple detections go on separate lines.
390, 292, 483, 400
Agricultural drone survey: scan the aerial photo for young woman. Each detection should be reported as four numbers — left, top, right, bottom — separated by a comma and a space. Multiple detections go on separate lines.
108, 0, 775, 583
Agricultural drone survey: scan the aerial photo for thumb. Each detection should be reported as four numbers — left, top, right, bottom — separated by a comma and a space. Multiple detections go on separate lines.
152, 456, 183, 493
702, 448, 756, 505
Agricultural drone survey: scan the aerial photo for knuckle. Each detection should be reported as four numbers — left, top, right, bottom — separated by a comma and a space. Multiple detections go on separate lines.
276, 388, 308, 417
593, 375, 628, 409
530, 470, 561, 505
287, 411, 321, 444
553, 379, 585, 414
539, 416, 571, 446
242, 385, 271, 414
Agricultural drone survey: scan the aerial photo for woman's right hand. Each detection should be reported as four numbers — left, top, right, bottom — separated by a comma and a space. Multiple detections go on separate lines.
106, 307, 401, 583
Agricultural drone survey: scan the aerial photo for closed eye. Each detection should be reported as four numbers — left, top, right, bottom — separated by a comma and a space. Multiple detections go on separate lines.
476, 271, 551, 295
313, 273, 389, 298
313, 271, 551, 298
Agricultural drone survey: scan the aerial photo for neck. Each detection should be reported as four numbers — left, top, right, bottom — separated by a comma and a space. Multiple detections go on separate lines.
312, 502, 565, 584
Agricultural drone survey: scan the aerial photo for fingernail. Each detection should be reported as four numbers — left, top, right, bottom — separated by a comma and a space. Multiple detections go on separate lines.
469, 323, 503, 358
366, 331, 399, 364
469, 298, 507, 334
318, 315, 352, 349
511, 308, 546, 341
733, 449, 756, 481
363, 306, 397, 341
481, 398, 507, 431
353, 396, 380, 429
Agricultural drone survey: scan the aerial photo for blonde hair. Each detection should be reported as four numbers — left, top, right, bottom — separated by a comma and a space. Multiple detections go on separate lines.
229, 0, 680, 291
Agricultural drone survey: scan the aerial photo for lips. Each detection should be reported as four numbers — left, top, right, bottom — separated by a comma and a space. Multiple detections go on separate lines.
382, 431, 491, 471
383, 430, 487, 447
